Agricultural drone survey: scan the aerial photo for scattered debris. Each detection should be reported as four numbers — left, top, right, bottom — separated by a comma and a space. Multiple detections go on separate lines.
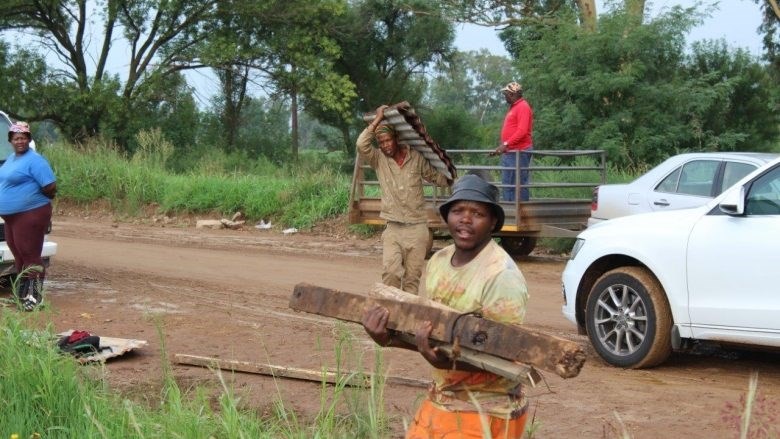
196, 219, 223, 229
220, 218, 245, 230
57, 330, 102, 357
282, 228, 298, 235
255, 219, 272, 230
152, 215, 175, 225
58, 330, 147, 364
195, 218, 245, 230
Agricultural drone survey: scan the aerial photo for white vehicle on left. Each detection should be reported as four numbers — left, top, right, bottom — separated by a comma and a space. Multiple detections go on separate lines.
0, 111, 57, 281
562, 156, 780, 368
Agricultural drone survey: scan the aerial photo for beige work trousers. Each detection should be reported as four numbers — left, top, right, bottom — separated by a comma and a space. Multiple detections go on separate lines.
381, 222, 431, 295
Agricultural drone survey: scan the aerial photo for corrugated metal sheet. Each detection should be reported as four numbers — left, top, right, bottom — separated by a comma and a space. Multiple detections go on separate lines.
362, 101, 457, 181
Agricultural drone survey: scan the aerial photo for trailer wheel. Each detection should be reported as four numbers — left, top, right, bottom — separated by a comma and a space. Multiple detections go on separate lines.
500, 236, 537, 257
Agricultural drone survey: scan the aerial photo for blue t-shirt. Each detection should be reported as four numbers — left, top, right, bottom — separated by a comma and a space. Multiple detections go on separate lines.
0, 149, 56, 215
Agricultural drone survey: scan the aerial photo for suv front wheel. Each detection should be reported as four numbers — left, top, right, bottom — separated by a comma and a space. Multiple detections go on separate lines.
585, 267, 673, 368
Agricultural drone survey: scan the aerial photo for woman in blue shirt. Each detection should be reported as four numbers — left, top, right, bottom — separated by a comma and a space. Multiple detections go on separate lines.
0, 122, 56, 311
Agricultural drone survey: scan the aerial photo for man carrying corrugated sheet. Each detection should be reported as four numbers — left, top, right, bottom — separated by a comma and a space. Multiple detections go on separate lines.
356, 105, 452, 294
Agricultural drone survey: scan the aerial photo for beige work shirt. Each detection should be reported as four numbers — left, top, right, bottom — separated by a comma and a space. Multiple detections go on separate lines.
356, 127, 449, 224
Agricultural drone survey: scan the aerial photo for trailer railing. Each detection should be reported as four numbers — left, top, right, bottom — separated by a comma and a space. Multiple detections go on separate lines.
349, 149, 606, 239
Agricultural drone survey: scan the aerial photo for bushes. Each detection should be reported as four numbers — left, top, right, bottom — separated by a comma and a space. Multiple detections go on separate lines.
43, 139, 351, 229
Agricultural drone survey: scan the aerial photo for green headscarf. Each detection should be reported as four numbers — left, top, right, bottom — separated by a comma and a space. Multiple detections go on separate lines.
374, 124, 395, 137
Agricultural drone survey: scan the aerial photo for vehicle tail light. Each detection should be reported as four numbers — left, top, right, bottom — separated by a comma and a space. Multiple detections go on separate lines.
591, 187, 599, 212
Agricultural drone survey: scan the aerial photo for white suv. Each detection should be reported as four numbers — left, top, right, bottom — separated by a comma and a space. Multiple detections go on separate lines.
0, 111, 57, 280
562, 157, 780, 368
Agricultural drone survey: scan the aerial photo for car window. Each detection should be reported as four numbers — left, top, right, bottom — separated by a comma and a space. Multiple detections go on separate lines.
655, 160, 719, 196
719, 161, 757, 195
745, 166, 780, 215
655, 167, 681, 193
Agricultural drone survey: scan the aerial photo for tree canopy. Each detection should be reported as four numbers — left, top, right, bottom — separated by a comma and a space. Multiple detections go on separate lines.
500, 3, 779, 167
0, 0, 777, 170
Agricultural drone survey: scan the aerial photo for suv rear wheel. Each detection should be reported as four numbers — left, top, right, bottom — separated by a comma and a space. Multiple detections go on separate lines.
585, 267, 672, 368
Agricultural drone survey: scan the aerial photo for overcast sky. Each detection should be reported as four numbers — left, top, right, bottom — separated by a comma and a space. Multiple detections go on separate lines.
5, 0, 767, 107
455, 0, 765, 56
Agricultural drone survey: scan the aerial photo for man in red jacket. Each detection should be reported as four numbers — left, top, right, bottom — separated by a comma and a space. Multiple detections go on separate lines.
493, 82, 534, 202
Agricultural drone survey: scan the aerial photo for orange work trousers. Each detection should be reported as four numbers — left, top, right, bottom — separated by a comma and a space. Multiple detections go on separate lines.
405, 399, 528, 439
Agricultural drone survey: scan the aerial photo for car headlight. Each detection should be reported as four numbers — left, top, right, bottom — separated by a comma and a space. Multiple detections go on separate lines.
570, 238, 585, 260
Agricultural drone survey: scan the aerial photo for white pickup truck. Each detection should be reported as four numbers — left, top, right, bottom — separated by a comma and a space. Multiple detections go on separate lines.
0, 111, 57, 281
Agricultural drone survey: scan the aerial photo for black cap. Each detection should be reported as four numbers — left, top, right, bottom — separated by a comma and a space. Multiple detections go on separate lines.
439, 174, 505, 232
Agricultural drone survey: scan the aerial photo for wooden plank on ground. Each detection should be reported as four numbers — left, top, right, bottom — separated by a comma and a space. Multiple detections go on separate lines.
289, 283, 585, 379
174, 354, 428, 388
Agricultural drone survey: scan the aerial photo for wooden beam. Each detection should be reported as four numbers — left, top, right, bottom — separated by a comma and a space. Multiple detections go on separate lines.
289, 283, 586, 379
392, 333, 542, 386
174, 354, 428, 388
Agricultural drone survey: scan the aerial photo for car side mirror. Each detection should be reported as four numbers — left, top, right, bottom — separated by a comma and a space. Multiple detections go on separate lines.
718, 186, 746, 216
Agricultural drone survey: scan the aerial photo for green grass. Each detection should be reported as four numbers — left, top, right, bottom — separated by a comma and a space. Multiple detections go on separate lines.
0, 311, 393, 438
43, 139, 351, 230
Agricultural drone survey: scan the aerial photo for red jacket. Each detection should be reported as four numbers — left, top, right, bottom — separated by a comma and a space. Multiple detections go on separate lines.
500, 98, 533, 151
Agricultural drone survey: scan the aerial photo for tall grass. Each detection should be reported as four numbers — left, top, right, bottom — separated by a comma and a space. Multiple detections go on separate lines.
0, 311, 393, 438
722, 371, 779, 439
43, 137, 350, 229
42, 136, 649, 240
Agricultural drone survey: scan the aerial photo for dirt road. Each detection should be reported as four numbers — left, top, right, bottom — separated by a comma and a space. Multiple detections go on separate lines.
39, 214, 780, 438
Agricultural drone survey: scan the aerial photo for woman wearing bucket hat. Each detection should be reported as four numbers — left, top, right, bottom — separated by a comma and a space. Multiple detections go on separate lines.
363, 174, 530, 438
0, 122, 57, 311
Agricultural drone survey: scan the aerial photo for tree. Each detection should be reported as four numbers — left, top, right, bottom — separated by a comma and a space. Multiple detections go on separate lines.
306, 0, 455, 154
125, 71, 201, 155
435, 0, 647, 32
0, 40, 69, 124
194, 0, 355, 159
506, 5, 779, 168
424, 49, 520, 148
684, 40, 779, 152
253, 0, 356, 160
428, 50, 519, 124
0, 0, 220, 146
753, 0, 780, 78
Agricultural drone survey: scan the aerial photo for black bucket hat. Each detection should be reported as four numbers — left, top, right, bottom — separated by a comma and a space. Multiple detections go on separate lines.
439, 174, 505, 232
